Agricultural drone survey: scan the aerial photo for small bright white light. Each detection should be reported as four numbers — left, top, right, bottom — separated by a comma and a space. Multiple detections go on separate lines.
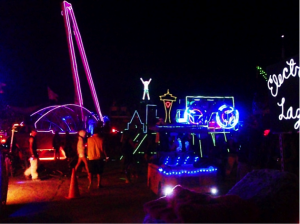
281, 35, 284, 38
211, 187, 218, 195
164, 186, 174, 196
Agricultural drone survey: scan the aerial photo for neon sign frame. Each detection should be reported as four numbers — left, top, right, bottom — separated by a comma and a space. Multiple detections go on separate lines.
124, 110, 146, 133
176, 96, 239, 129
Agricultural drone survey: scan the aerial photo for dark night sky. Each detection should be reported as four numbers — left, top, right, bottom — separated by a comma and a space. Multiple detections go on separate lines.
0, 0, 299, 117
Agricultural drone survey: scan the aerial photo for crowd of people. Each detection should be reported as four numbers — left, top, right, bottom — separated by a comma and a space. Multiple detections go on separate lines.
2, 111, 298, 187
2, 125, 109, 189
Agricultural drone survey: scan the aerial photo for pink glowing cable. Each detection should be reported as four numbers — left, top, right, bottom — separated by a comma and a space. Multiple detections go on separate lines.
61, 1, 103, 122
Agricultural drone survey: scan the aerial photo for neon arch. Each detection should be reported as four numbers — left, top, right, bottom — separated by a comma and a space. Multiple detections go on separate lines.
61, 1, 103, 122
30, 104, 99, 133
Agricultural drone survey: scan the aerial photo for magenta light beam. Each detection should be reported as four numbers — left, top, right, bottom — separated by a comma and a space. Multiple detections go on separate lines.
61, 1, 103, 122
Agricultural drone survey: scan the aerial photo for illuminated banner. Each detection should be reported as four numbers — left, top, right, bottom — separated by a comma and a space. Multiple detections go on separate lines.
266, 55, 299, 132
176, 96, 239, 129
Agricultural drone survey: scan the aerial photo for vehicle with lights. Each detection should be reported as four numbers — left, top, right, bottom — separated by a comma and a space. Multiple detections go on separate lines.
147, 153, 218, 197
147, 96, 240, 196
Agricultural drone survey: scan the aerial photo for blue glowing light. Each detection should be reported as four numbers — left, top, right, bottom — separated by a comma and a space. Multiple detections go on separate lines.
216, 105, 239, 129
150, 166, 216, 176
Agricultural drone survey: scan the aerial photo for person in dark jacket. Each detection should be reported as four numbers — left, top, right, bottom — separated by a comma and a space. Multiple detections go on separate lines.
52, 131, 61, 161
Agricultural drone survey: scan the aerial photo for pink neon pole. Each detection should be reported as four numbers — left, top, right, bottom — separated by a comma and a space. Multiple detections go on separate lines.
61, 1, 103, 122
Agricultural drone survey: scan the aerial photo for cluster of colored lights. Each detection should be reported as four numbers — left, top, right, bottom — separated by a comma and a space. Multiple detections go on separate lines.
158, 166, 217, 176
183, 156, 199, 164
256, 66, 268, 81
176, 103, 239, 129
163, 156, 199, 166
164, 156, 170, 165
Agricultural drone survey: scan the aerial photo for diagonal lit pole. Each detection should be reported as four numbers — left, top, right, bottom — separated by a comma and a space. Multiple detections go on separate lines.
61, 1, 103, 122
61, 2, 83, 108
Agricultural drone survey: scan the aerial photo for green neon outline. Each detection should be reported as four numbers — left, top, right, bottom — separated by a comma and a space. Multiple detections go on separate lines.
133, 134, 148, 154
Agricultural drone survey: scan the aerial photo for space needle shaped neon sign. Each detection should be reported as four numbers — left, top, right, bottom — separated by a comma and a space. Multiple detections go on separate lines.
159, 89, 177, 123
267, 58, 300, 130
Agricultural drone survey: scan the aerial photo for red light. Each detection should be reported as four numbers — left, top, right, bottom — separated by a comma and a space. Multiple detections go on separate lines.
264, 129, 270, 136
111, 128, 118, 133
1, 139, 6, 143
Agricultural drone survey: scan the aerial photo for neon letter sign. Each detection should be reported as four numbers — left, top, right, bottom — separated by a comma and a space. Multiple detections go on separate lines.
267, 59, 299, 97
277, 97, 300, 129
267, 58, 300, 130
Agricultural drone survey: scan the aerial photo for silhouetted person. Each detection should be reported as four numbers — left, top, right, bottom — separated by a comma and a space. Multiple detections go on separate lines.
52, 131, 61, 161
87, 127, 108, 189
64, 131, 72, 159
121, 130, 137, 183
24, 129, 39, 180
74, 130, 90, 181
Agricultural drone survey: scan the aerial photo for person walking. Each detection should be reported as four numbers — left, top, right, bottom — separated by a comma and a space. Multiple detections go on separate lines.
24, 129, 39, 180
74, 130, 90, 177
87, 127, 108, 189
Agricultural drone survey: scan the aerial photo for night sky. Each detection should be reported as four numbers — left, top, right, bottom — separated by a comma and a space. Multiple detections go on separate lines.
0, 0, 299, 118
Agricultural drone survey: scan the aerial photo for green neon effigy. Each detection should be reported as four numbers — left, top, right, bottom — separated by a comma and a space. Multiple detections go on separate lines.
133, 134, 148, 154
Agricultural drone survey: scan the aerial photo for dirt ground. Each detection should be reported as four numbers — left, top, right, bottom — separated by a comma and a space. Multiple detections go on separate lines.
0, 159, 236, 223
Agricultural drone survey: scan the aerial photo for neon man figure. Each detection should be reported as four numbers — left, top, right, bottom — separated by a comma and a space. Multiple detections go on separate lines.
140, 78, 151, 100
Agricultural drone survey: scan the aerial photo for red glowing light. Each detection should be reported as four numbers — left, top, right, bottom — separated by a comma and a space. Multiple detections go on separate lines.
165, 101, 171, 109
264, 129, 270, 136
111, 128, 118, 133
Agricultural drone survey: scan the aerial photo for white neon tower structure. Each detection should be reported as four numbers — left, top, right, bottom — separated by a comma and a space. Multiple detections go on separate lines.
61, 1, 103, 122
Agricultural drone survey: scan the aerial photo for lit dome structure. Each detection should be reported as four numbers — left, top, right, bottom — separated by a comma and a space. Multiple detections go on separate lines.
30, 104, 99, 134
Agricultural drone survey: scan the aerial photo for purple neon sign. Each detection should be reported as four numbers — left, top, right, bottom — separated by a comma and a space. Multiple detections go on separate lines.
61, 1, 103, 122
